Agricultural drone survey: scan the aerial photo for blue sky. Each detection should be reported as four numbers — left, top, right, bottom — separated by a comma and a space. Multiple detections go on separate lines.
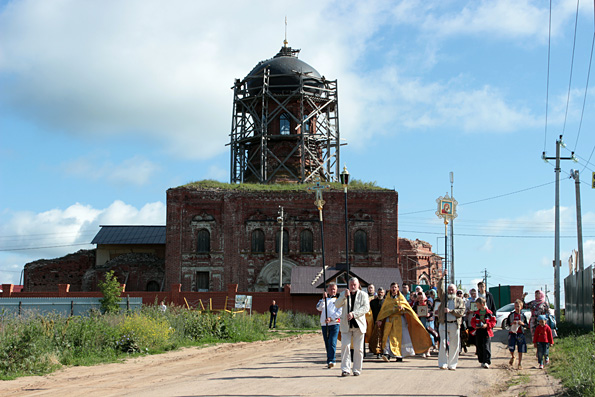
1, 0, 594, 305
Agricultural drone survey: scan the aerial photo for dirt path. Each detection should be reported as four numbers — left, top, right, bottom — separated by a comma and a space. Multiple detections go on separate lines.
0, 329, 560, 397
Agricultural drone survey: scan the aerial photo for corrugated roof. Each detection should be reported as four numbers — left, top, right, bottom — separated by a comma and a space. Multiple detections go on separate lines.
91, 226, 166, 245
290, 266, 403, 294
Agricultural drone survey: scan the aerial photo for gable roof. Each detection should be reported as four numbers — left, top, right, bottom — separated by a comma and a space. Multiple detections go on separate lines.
290, 266, 403, 294
91, 225, 166, 245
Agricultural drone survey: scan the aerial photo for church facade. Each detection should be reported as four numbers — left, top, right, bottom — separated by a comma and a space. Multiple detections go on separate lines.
22, 42, 443, 294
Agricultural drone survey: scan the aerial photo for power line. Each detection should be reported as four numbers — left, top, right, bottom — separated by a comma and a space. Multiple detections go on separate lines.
399, 229, 595, 238
562, 0, 581, 137
574, 31, 595, 153
0, 243, 94, 252
543, 0, 553, 153
399, 181, 554, 216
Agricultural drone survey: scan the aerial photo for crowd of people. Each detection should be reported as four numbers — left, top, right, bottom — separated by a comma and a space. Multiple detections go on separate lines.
316, 275, 554, 376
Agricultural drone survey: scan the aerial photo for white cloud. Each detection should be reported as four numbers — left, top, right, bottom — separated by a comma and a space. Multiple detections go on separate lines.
0, 200, 166, 283
0, 0, 549, 160
63, 155, 160, 186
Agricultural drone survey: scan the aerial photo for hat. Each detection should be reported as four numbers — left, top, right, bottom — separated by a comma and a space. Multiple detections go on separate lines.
537, 315, 547, 322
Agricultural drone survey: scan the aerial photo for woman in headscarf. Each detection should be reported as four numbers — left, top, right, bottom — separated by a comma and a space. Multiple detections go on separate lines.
524, 290, 549, 336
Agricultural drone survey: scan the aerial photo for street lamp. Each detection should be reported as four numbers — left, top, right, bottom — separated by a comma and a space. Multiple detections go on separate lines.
277, 206, 284, 292
340, 166, 350, 281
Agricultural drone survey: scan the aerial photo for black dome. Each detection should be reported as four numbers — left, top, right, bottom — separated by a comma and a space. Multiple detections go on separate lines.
246, 46, 323, 94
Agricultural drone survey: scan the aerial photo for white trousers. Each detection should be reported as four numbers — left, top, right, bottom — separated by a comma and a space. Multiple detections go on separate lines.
438, 322, 460, 368
341, 328, 365, 374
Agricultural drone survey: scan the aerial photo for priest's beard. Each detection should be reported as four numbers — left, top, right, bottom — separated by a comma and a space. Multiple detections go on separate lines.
447, 294, 456, 300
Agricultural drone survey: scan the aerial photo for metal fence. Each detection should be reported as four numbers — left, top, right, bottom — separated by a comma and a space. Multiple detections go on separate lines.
0, 297, 142, 316
564, 265, 594, 330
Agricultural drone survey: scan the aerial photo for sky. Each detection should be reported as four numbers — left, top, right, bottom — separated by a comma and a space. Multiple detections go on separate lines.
1, 0, 594, 307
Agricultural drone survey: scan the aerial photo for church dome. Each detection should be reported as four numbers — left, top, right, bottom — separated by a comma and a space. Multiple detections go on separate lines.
246, 46, 323, 94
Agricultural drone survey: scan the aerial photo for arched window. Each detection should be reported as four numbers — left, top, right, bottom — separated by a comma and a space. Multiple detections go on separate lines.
275, 230, 289, 254
146, 280, 160, 291
354, 230, 368, 253
251, 229, 265, 253
302, 116, 310, 133
197, 229, 210, 253
280, 113, 291, 135
300, 229, 313, 253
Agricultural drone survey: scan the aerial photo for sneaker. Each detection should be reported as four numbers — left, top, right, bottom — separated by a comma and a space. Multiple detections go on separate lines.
382, 354, 389, 362
485, 363, 490, 369
328, 363, 334, 368
545, 357, 550, 365
539, 364, 544, 369
353, 371, 360, 376
395, 357, 403, 362
440, 365, 448, 370
448, 366, 456, 371
422, 353, 427, 358
509, 357, 515, 366
341, 371, 350, 377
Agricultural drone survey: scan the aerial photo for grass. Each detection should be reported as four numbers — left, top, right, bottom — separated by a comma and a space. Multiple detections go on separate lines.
0, 306, 318, 380
506, 373, 531, 387
181, 179, 388, 191
548, 321, 595, 396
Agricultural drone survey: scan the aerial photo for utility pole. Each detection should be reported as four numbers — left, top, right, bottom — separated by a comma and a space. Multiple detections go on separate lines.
450, 172, 455, 285
484, 268, 488, 287
277, 206, 285, 292
543, 135, 575, 323
570, 170, 585, 272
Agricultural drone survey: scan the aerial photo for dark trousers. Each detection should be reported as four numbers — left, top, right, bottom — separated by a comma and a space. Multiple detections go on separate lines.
475, 329, 492, 365
321, 324, 340, 364
269, 313, 277, 328
536, 342, 550, 365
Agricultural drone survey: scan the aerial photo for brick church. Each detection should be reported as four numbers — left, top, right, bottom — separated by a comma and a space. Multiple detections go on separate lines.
23, 42, 443, 294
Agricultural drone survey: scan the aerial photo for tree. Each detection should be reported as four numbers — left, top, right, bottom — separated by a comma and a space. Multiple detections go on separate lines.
99, 270, 122, 314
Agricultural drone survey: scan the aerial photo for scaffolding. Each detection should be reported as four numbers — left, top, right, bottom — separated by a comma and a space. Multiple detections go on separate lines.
229, 49, 341, 184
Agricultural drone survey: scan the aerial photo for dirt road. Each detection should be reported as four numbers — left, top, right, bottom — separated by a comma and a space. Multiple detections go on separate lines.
0, 329, 558, 397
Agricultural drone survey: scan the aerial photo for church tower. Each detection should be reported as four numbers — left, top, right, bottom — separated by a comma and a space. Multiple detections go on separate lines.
229, 42, 341, 184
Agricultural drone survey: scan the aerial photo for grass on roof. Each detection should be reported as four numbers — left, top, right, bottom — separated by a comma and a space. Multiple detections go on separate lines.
181, 179, 389, 191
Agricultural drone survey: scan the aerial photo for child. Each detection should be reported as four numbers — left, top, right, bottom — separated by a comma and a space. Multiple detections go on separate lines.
533, 314, 554, 369
507, 299, 528, 369
470, 297, 497, 369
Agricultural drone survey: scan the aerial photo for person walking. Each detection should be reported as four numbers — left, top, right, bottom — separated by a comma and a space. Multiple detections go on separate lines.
316, 283, 342, 368
436, 274, 466, 370
524, 290, 550, 338
269, 300, 279, 329
334, 277, 370, 377
507, 299, 528, 370
470, 297, 497, 369
476, 281, 496, 313
377, 283, 432, 362
533, 315, 554, 369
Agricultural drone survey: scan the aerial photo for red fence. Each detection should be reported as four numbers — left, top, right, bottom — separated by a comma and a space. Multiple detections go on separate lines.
1, 283, 320, 315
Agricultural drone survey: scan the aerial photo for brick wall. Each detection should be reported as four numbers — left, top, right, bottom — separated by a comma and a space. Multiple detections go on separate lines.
166, 187, 399, 292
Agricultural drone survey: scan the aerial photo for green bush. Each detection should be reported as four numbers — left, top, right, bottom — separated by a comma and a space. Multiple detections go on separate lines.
276, 311, 319, 329
98, 270, 122, 314
0, 306, 314, 380
117, 313, 173, 353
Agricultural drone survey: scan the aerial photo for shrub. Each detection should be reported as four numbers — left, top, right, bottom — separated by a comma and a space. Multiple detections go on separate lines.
98, 270, 122, 314
117, 313, 173, 353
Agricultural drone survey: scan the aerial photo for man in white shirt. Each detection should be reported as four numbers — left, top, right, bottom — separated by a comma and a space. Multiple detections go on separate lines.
316, 282, 342, 368
335, 277, 370, 377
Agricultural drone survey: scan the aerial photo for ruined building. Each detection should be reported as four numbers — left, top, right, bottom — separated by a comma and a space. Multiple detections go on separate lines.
24, 42, 442, 293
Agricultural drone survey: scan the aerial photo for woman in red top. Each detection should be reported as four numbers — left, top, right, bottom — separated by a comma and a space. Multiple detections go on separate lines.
470, 297, 497, 369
